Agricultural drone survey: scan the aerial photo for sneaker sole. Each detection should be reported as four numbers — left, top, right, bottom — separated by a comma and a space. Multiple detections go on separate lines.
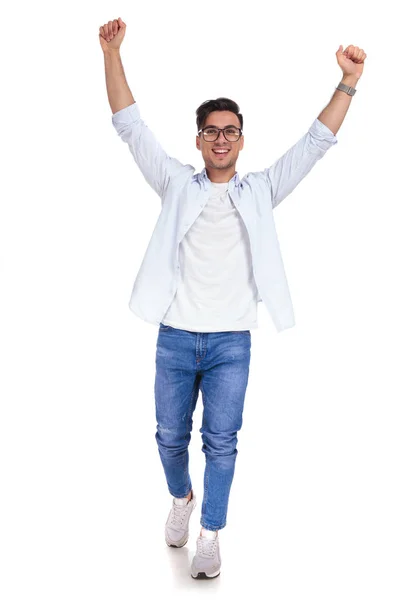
166, 532, 189, 548
191, 570, 221, 579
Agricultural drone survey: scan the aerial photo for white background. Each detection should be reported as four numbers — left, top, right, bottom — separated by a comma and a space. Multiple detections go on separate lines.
1, 0, 399, 598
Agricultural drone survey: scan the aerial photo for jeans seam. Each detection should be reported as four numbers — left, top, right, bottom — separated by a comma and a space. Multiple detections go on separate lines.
185, 377, 198, 436
200, 520, 226, 531
181, 377, 198, 492
201, 380, 210, 519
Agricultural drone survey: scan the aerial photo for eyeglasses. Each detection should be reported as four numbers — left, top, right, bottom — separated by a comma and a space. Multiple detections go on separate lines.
198, 126, 242, 142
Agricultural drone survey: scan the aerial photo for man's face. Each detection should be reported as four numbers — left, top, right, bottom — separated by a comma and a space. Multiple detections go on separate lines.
196, 110, 244, 172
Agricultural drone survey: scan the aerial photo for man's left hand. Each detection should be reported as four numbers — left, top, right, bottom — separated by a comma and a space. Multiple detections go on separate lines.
336, 45, 367, 80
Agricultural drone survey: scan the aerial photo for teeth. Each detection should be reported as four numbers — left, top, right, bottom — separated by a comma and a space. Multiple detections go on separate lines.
213, 150, 229, 153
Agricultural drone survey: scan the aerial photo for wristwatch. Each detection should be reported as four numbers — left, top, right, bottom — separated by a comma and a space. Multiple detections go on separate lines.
336, 82, 357, 96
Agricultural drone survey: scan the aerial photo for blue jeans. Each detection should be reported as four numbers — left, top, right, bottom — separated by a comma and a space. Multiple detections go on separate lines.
154, 323, 251, 531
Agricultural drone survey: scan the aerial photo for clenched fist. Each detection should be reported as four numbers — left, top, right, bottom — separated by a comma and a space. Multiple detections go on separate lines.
99, 18, 126, 52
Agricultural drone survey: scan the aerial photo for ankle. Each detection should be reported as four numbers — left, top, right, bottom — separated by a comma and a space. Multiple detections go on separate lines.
200, 527, 218, 538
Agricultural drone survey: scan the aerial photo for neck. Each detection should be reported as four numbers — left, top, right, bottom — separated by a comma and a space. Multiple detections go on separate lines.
205, 165, 236, 183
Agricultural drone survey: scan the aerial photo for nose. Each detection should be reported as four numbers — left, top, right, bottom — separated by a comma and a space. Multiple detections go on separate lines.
214, 130, 229, 144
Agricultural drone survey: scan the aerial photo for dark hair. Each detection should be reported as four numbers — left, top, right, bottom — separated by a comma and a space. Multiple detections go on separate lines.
196, 97, 243, 133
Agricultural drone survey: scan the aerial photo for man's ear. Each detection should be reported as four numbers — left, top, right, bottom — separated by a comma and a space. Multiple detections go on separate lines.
196, 135, 200, 151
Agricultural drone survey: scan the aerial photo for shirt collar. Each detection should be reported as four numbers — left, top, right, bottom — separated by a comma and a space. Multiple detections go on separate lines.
199, 168, 240, 192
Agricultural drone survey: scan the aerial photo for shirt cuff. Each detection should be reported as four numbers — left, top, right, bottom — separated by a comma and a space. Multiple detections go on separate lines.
111, 102, 140, 127
313, 118, 338, 142
308, 117, 338, 152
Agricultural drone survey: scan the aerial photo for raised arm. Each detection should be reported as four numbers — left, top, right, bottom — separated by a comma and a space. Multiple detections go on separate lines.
261, 43, 367, 209
261, 118, 338, 210
317, 44, 366, 135
99, 18, 188, 199
100, 18, 134, 114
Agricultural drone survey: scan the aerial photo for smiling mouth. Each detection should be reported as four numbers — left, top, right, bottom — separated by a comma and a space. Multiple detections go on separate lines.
212, 149, 230, 156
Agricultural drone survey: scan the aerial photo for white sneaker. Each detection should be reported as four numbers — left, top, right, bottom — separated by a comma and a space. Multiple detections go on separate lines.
165, 492, 197, 548
191, 533, 221, 579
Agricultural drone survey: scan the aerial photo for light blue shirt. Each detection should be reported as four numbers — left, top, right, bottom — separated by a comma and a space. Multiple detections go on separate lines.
112, 102, 338, 332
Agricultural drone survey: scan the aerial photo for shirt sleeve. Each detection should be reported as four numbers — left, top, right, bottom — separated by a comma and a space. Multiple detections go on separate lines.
259, 118, 338, 209
112, 102, 188, 199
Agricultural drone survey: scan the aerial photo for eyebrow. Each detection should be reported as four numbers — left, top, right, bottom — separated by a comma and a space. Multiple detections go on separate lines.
203, 124, 240, 129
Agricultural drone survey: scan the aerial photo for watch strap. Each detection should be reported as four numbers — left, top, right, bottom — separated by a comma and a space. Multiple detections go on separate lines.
336, 82, 357, 96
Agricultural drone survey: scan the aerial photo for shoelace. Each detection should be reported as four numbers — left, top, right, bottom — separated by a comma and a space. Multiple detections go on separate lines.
197, 536, 217, 557
170, 503, 189, 528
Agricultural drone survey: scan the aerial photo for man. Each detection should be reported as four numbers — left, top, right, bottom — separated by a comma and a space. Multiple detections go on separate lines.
99, 17, 366, 579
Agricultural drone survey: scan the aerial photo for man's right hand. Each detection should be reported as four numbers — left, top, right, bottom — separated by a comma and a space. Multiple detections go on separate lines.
99, 18, 126, 52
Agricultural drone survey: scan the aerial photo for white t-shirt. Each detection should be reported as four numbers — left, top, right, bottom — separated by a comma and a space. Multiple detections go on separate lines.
161, 181, 259, 332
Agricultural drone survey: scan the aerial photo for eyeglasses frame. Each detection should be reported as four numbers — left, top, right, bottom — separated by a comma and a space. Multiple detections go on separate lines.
197, 126, 243, 142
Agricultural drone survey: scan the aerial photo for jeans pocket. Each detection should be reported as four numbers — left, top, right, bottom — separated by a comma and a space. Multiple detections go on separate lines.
159, 323, 172, 331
